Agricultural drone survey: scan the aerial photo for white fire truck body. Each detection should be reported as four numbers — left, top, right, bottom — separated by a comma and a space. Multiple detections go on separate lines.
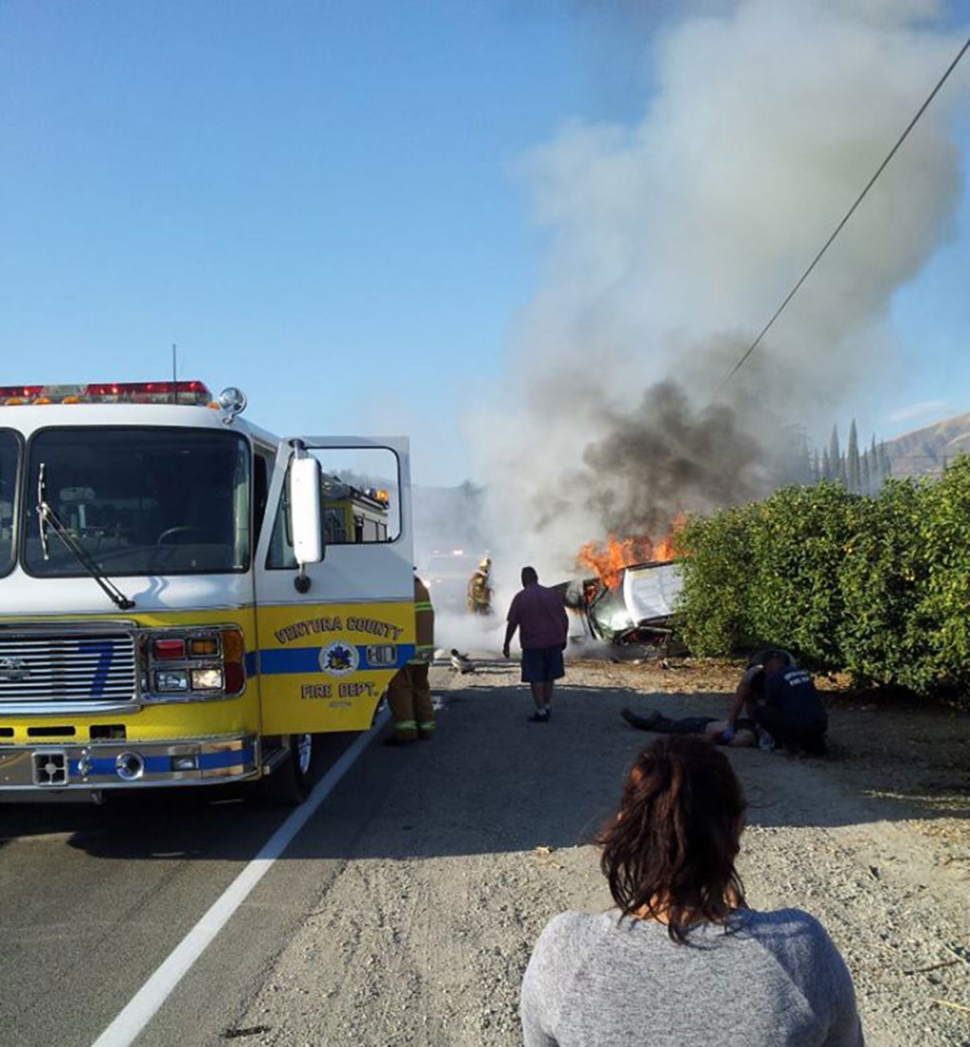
0, 381, 414, 800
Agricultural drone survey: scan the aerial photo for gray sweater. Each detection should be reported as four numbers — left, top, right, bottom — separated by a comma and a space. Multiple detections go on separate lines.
520, 908, 863, 1047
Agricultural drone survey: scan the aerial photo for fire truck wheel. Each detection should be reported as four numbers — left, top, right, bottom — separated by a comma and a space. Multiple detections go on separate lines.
261, 733, 318, 805
371, 693, 388, 727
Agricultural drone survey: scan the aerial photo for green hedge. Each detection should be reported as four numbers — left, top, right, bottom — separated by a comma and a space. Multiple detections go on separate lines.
675, 455, 970, 704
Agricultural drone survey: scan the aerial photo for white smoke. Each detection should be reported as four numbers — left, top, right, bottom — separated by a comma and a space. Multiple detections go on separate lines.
432, 610, 507, 660
471, 0, 966, 589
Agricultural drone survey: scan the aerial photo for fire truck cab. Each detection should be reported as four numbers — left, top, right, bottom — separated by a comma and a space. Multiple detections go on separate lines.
0, 380, 415, 802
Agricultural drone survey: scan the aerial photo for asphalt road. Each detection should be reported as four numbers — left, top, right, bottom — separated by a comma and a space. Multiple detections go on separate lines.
0, 732, 366, 1047
3, 663, 965, 1047
0, 664, 636, 1047
0, 666, 665, 1047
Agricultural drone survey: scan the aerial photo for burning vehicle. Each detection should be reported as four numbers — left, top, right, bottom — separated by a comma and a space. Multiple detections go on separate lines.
562, 534, 684, 649
563, 560, 683, 647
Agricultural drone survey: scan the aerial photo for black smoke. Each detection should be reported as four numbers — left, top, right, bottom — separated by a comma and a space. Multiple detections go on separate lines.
577, 380, 770, 535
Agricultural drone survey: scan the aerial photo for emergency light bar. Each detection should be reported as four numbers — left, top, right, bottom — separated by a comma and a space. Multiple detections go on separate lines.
0, 380, 213, 407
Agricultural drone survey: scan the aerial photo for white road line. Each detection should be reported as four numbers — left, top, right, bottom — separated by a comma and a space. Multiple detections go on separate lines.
90, 712, 389, 1047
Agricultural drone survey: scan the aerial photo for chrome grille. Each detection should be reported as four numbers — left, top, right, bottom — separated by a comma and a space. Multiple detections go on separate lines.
0, 633, 137, 703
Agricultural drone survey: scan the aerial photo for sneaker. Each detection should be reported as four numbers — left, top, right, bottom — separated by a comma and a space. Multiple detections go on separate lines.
527, 709, 550, 723
621, 708, 662, 731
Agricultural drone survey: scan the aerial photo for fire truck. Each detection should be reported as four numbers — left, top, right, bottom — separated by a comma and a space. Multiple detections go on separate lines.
321, 479, 392, 544
0, 380, 415, 802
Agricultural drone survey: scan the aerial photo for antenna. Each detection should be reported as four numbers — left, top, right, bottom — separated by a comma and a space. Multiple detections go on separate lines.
172, 343, 178, 404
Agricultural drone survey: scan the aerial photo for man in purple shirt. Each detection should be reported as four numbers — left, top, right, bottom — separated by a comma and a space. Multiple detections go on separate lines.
503, 566, 569, 723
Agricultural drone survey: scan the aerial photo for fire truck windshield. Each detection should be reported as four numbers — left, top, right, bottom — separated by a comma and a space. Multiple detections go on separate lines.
23, 427, 251, 577
0, 430, 19, 577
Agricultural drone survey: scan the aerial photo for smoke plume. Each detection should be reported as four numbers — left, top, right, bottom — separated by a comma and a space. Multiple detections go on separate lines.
471, 0, 967, 587
579, 381, 768, 535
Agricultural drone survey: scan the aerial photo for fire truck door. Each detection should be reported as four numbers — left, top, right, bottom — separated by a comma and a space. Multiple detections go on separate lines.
254, 437, 415, 735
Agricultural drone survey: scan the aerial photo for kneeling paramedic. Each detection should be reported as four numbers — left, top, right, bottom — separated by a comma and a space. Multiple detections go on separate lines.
725, 649, 828, 754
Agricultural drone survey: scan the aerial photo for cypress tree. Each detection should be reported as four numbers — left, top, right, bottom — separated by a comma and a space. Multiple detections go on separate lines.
796, 428, 812, 483
847, 420, 861, 493
867, 435, 880, 493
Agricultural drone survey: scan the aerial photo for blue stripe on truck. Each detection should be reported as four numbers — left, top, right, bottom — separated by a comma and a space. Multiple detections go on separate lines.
257, 644, 415, 675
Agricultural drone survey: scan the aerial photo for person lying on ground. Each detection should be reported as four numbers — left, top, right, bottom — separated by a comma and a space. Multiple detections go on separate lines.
520, 735, 863, 1047
621, 707, 758, 747
725, 649, 828, 754
622, 650, 828, 754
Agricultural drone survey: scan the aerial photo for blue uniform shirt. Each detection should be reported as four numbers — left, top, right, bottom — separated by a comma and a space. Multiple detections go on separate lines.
764, 667, 827, 729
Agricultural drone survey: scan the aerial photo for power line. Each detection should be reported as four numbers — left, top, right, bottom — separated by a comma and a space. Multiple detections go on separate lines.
716, 33, 970, 395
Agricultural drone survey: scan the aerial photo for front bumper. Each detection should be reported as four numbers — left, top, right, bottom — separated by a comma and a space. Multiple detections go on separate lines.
0, 733, 260, 791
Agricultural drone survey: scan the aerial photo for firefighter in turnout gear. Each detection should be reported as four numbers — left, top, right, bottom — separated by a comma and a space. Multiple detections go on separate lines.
386, 572, 436, 745
467, 557, 493, 615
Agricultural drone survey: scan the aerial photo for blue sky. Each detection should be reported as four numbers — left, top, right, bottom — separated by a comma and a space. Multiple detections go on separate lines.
1, 1, 968, 484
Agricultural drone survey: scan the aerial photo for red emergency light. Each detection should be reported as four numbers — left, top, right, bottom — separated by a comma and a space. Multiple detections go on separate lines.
0, 381, 213, 407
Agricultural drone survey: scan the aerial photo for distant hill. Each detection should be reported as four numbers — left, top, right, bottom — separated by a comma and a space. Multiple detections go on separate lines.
883, 412, 970, 479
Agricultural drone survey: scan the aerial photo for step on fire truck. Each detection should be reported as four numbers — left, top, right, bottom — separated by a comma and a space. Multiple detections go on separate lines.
0, 380, 415, 802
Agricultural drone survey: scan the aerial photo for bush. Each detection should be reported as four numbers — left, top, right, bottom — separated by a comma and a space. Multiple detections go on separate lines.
676, 506, 757, 655
745, 483, 864, 668
675, 456, 970, 706
907, 457, 970, 696
836, 478, 927, 688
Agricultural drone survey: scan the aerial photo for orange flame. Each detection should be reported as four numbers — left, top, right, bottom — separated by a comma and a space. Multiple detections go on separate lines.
577, 519, 684, 590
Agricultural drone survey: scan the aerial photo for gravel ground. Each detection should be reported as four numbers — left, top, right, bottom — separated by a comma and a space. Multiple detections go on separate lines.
231, 655, 969, 1047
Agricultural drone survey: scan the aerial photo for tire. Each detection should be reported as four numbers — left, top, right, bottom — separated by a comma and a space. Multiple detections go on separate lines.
371, 692, 388, 728
259, 733, 317, 805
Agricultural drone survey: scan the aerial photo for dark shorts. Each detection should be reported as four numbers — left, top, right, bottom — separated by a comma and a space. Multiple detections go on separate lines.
521, 645, 565, 683
753, 705, 827, 755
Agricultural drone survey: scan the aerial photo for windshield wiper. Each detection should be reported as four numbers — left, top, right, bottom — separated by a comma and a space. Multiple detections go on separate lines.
36, 463, 135, 611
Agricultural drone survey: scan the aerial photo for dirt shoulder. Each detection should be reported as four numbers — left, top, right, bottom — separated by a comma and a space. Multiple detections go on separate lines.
576, 654, 970, 871
233, 655, 969, 1047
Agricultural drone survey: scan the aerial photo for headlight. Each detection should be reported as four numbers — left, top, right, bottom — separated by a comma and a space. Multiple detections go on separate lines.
156, 669, 189, 692
144, 628, 246, 699
190, 668, 223, 690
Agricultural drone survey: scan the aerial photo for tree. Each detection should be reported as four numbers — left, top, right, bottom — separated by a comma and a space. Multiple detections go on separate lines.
781, 425, 813, 484
879, 442, 892, 481
828, 425, 841, 478
847, 420, 861, 493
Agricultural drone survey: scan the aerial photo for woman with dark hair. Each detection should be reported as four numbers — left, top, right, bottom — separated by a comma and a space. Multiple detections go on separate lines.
520, 736, 863, 1046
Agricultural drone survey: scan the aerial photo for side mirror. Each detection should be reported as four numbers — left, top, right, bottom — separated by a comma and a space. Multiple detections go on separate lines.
290, 457, 324, 588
